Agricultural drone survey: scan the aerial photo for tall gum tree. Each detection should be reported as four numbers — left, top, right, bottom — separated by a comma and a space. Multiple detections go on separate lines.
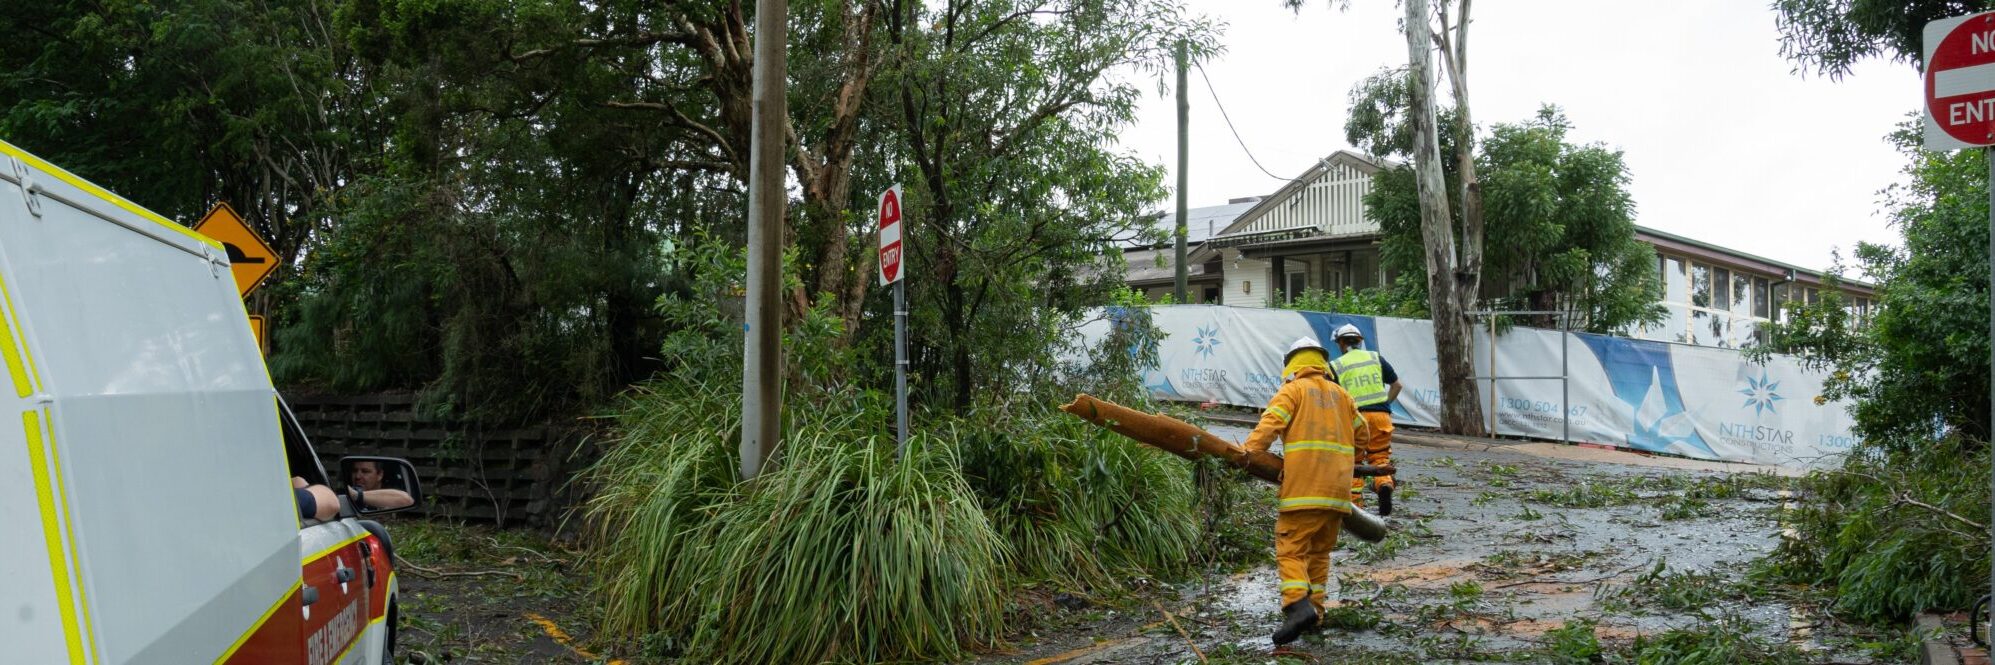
1289, 0, 1486, 433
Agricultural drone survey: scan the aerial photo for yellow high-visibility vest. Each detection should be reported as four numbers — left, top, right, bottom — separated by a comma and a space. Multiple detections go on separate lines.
1329, 349, 1390, 408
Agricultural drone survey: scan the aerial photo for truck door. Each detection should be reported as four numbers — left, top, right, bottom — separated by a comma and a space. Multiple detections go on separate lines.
280, 404, 374, 665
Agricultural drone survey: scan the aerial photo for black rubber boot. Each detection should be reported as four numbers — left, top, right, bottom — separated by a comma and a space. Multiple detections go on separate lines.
1272, 599, 1319, 645
1376, 483, 1394, 517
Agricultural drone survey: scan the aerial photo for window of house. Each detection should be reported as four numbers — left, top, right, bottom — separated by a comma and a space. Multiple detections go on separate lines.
1664, 257, 1687, 303
1712, 267, 1730, 310
1691, 264, 1711, 308
1731, 272, 1751, 317
1286, 272, 1308, 302
1753, 277, 1770, 319
1203, 285, 1220, 304
1352, 249, 1379, 291
1324, 252, 1349, 293
1804, 288, 1818, 305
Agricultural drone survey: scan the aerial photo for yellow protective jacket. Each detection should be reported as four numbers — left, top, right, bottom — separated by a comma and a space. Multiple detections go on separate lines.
1243, 367, 1373, 513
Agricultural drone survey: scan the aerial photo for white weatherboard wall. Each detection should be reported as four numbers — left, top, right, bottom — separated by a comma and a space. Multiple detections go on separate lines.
1091, 305, 1857, 469
1220, 250, 1268, 308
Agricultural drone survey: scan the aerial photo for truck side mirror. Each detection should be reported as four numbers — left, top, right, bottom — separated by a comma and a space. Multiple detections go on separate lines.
338, 456, 423, 516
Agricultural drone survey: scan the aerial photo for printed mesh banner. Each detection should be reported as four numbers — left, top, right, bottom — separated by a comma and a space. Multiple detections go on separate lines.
1096, 305, 1856, 469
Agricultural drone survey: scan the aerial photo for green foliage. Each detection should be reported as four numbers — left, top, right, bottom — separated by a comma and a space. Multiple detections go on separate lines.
1774, 0, 1995, 79
2, 1, 1204, 426
1603, 559, 1761, 613
1743, 123, 1995, 628
586, 316, 1206, 658
1752, 123, 1990, 447
1623, 613, 1810, 665
880, 0, 1215, 413
1761, 435, 1991, 623
1526, 481, 1638, 508
1320, 601, 1385, 631
0, 0, 369, 251
1348, 97, 1662, 333
583, 351, 1010, 662
1539, 618, 1602, 664
955, 409, 1199, 587
1281, 285, 1428, 318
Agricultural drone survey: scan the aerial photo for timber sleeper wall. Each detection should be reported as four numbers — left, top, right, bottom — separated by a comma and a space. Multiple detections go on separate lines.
287, 393, 594, 528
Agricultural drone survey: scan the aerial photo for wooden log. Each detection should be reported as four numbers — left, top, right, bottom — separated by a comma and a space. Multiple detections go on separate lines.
1059, 394, 1392, 543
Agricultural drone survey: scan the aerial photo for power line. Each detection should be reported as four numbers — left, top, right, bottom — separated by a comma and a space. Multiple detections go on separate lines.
1194, 62, 1291, 182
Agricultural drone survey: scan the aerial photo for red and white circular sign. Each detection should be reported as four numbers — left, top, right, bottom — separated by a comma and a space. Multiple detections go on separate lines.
1925, 11, 1995, 149
878, 185, 904, 285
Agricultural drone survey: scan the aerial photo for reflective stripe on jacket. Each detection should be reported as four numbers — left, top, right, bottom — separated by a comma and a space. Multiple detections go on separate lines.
1243, 367, 1372, 513
1330, 349, 1390, 408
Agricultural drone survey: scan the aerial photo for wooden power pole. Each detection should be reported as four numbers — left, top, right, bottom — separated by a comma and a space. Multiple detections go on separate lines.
741, 0, 788, 481
1174, 41, 1190, 303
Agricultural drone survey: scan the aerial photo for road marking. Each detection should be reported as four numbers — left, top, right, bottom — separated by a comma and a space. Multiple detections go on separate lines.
524, 612, 624, 664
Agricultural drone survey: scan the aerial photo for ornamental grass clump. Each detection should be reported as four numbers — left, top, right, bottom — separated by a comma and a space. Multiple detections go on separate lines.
585, 379, 1009, 663
954, 409, 1200, 587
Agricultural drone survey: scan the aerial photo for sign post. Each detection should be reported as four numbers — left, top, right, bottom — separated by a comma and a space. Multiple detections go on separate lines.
880, 185, 909, 454
194, 203, 279, 355
1923, 10, 1995, 636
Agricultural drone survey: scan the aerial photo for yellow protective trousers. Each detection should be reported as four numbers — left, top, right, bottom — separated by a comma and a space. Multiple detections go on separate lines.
1351, 411, 1397, 502
1274, 508, 1342, 615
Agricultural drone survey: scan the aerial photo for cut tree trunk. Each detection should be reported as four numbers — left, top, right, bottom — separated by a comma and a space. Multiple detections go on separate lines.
1058, 394, 1392, 543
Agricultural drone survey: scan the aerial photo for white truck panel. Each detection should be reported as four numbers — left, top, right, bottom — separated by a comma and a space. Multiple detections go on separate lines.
0, 142, 300, 663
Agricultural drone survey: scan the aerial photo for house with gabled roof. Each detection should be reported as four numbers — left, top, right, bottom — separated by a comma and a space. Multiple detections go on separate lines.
1123, 149, 1877, 349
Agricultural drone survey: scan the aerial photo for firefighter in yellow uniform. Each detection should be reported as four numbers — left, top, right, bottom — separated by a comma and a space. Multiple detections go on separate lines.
1328, 324, 1403, 516
1244, 337, 1374, 645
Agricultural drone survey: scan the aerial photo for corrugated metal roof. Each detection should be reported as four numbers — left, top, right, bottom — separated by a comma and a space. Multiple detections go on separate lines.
1122, 248, 1219, 285
1129, 200, 1260, 249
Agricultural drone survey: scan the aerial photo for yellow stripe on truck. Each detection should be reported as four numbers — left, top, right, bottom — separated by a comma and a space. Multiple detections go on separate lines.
212, 580, 301, 664
44, 409, 99, 664
24, 410, 85, 664
0, 270, 36, 397
0, 139, 223, 252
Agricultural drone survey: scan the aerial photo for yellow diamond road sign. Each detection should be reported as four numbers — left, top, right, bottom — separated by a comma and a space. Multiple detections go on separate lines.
193, 202, 279, 298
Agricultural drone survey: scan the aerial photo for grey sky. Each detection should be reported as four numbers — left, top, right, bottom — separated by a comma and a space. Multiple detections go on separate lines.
1121, 0, 1920, 273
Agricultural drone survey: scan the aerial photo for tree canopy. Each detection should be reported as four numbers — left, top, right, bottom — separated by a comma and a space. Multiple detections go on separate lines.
1348, 87, 1661, 334
1754, 122, 1991, 447
1774, 0, 1995, 77
0, 0, 1211, 423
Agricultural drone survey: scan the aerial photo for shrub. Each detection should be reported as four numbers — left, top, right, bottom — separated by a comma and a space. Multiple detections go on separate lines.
1759, 435, 1991, 623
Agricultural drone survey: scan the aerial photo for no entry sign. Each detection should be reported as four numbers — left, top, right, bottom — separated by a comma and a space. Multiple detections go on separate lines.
1925, 11, 1995, 149
878, 185, 904, 285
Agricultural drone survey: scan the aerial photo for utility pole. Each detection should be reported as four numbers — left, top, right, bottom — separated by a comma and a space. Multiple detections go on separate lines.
1173, 40, 1190, 303
740, 0, 788, 481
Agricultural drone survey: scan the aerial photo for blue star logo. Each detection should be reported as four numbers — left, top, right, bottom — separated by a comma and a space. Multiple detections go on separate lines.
1739, 371, 1784, 416
1193, 325, 1222, 359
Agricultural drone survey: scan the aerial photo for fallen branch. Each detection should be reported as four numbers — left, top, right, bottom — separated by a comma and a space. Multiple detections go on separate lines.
1891, 495, 1989, 532
1153, 601, 1207, 664
394, 555, 524, 580
1821, 470, 1989, 531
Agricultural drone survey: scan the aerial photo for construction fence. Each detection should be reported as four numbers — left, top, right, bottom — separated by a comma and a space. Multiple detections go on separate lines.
1081, 305, 1857, 469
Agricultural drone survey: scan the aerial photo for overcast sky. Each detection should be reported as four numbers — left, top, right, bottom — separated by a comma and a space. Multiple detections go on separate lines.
1119, 0, 1921, 272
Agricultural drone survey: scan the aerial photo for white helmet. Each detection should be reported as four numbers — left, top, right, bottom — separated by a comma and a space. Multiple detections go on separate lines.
1284, 337, 1329, 364
1333, 324, 1364, 342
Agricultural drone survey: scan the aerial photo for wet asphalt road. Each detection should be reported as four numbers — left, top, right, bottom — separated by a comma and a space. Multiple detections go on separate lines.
988, 425, 1810, 664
